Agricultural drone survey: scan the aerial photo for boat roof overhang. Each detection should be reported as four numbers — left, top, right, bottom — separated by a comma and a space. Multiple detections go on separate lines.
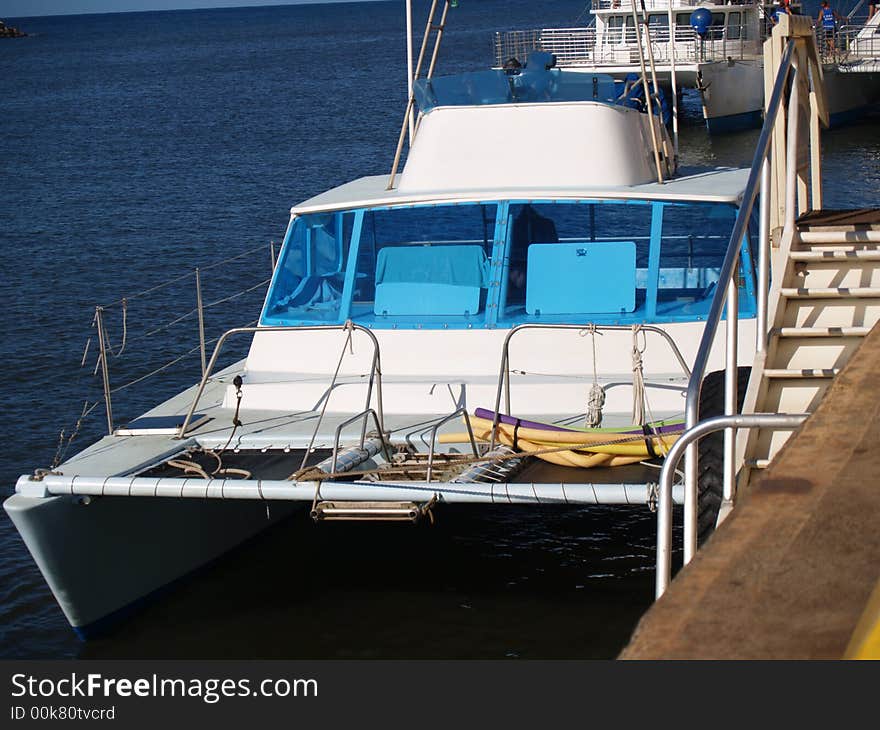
290, 166, 749, 216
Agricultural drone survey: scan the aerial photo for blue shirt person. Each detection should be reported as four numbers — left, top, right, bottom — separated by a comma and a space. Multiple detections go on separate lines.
817, 1, 842, 52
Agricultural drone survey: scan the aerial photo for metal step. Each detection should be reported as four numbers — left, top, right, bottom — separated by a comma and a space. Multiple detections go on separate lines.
311, 500, 432, 523
790, 250, 880, 262
793, 262, 880, 289
772, 326, 871, 338
780, 299, 880, 329
780, 287, 880, 299
763, 368, 841, 378
799, 230, 880, 244
745, 458, 771, 469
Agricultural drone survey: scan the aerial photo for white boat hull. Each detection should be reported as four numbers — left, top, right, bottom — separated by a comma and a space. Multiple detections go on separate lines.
4, 492, 296, 637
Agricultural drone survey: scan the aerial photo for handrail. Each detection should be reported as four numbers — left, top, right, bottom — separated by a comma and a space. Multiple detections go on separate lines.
426, 407, 479, 482
847, 0, 866, 21
331, 408, 391, 472
680, 38, 796, 564
655, 413, 807, 598
176, 323, 385, 439
488, 322, 693, 451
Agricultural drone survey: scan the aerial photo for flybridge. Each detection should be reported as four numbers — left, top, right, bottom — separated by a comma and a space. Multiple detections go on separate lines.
397, 60, 671, 191
412, 53, 621, 111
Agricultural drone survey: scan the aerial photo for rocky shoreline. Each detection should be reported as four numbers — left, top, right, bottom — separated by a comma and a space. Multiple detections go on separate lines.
1, 20, 27, 38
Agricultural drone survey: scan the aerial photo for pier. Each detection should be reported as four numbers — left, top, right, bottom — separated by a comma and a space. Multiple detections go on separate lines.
622, 320, 880, 659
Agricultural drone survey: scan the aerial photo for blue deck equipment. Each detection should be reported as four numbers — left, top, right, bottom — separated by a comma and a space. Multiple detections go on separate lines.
374, 245, 489, 316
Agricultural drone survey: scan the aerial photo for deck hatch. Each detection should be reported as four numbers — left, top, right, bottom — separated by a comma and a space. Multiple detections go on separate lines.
525, 241, 636, 314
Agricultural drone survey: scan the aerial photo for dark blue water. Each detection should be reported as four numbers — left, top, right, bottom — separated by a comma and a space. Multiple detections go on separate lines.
1, 1, 878, 659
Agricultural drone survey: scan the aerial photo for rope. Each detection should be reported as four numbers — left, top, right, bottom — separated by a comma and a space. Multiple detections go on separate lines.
107, 318, 257, 395
631, 324, 646, 426
106, 277, 268, 351
51, 400, 101, 469
202, 276, 271, 309
165, 454, 252, 481
109, 342, 202, 394
166, 459, 211, 479
215, 377, 244, 456
584, 324, 605, 428
99, 242, 269, 308
80, 337, 92, 367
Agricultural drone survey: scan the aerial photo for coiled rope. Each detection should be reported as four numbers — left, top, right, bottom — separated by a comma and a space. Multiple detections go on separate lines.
631, 324, 646, 426
583, 324, 605, 428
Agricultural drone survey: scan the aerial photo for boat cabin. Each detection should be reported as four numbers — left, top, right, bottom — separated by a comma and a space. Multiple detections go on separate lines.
261, 65, 756, 333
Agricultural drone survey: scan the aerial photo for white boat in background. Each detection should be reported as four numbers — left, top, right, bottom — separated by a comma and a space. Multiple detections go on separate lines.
6, 46, 760, 636
494, 1, 880, 131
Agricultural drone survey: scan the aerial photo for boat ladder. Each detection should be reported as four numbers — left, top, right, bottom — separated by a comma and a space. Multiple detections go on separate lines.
311, 498, 437, 523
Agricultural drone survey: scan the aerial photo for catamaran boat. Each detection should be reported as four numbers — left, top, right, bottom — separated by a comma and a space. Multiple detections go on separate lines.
494, 1, 880, 131
5, 55, 760, 637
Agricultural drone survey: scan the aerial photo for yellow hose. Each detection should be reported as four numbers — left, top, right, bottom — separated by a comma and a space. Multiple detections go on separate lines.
440, 416, 678, 459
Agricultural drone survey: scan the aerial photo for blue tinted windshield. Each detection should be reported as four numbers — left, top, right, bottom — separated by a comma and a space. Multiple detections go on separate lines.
413, 69, 619, 113
261, 199, 755, 329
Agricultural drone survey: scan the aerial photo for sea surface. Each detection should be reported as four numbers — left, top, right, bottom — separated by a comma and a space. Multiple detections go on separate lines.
1, 0, 878, 659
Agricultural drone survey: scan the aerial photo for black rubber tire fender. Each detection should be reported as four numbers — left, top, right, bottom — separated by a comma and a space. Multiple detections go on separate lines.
696, 366, 751, 545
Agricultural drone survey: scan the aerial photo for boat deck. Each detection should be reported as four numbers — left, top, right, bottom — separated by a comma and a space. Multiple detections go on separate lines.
620, 322, 880, 659
59, 361, 679, 485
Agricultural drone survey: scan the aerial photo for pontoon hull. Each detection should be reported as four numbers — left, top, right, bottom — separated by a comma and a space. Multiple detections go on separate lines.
3, 492, 296, 637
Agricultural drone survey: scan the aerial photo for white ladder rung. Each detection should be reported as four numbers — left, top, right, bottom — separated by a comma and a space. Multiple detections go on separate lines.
790, 250, 880, 262
746, 458, 771, 469
780, 287, 880, 298
764, 368, 841, 378
773, 326, 871, 338
799, 230, 880, 244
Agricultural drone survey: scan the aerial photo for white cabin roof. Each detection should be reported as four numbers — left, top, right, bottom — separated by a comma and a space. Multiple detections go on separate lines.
290, 166, 749, 216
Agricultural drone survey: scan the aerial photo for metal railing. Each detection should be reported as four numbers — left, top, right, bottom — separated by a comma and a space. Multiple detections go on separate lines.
425, 407, 479, 482
658, 20, 828, 597
591, 0, 756, 9
822, 23, 880, 63
676, 38, 796, 568
176, 323, 386, 439
330, 408, 392, 472
493, 24, 761, 68
487, 323, 692, 451
654, 413, 807, 597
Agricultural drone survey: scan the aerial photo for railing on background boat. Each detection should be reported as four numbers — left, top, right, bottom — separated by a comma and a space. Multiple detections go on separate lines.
655, 20, 828, 597
590, 0, 760, 9
82, 242, 278, 440
493, 23, 760, 68
819, 24, 880, 64
493, 18, 880, 69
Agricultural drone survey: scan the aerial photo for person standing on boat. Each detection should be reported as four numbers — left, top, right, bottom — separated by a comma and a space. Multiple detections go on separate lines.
769, 0, 792, 25
817, 1, 842, 53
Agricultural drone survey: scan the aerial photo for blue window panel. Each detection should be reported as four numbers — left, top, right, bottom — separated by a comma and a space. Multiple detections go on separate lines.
373, 245, 488, 316
525, 241, 636, 315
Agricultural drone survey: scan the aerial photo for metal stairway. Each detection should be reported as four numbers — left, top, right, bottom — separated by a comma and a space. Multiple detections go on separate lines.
741, 216, 880, 475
